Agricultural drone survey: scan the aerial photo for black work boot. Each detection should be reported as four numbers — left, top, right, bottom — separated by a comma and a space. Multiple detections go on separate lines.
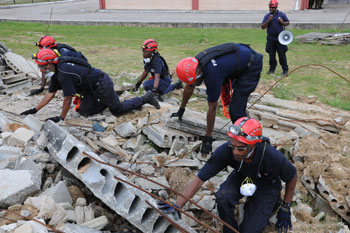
141, 91, 160, 109
173, 80, 183, 89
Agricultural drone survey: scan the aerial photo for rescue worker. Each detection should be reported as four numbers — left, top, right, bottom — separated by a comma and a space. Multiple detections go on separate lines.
261, 0, 290, 76
133, 39, 182, 100
308, 0, 315, 9
171, 43, 263, 155
158, 117, 297, 233
315, 0, 324, 9
30, 35, 88, 96
20, 49, 160, 121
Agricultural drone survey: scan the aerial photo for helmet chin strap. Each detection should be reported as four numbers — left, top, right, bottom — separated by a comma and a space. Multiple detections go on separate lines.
245, 146, 255, 159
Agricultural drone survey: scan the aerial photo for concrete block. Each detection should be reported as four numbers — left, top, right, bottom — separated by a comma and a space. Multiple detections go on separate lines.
0, 112, 10, 131
63, 223, 103, 233
65, 210, 76, 223
1, 73, 27, 84
114, 122, 136, 138
36, 132, 48, 150
0, 169, 42, 208
14, 223, 33, 233
135, 176, 169, 190
0, 80, 32, 95
1, 131, 12, 139
84, 206, 95, 222
8, 127, 34, 146
143, 124, 196, 148
23, 115, 43, 134
100, 135, 119, 147
75, 206, 85, 224
80, 216, 108, 230
124, 134, 145, 151
40, 181, 73, 205
42, 120, 196, 233
76, 198, 87, 207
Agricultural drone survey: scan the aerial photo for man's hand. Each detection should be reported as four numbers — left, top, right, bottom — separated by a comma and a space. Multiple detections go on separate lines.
268, 14, 274, 21
157, 200, 180, 221
276, 203, 292, 233
200, 136, 213, 154
45, 116, 63, 123
20, 108, 38, 115
279, 17, 283, 23
170, 107, 185, 122
30, 87, 44, 96
133, 81, 142, 92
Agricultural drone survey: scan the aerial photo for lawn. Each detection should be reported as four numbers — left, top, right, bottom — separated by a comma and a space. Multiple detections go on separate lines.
0, 21, 349, 110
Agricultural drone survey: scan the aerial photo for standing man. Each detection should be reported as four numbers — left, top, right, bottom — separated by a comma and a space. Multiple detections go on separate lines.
21, 49, 160, 121
261, 0, 290, 76
172, 43, 263, 155
133, 39, 182, 101
159, 117, 297, 233
30, 35, 88, 96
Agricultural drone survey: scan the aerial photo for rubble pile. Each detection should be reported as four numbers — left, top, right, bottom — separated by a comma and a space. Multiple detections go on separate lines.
0, 42, 40, 95
296, 32, 350, 45
0, 84, 349, 232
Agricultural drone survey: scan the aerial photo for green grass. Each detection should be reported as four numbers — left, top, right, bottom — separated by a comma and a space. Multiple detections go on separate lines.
0, 21, 349, 110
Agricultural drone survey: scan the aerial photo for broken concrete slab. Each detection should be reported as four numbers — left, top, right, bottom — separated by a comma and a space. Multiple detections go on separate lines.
40, 181, 73, 205
114, 122, 137, 138
4, 52, 40, 77
0, 169, 42, 208
80, 215, 108, 230
8, 127, 34, 146
41, 121, 195, 233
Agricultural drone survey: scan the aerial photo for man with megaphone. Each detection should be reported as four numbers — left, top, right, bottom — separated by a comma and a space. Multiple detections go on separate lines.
261, 0, 290, 76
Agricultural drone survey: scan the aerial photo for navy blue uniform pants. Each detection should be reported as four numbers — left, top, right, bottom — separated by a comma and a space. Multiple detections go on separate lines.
229, 53, 263, 123
143, 75, 176, 94
266, 36, 288, 72
215, 171, 280, 233
78, 74, 143, 116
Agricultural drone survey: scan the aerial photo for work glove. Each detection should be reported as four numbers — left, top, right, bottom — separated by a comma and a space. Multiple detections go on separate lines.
200, 136, 213, 154
152, 88, 163, 102
276, 203, 292, 233
29, 87, 44, 96
170, 107, 185, 122
133, 81, 142, 92
157, 200, 180, 221
45, 116, 64, 123
20, 108, 38, 115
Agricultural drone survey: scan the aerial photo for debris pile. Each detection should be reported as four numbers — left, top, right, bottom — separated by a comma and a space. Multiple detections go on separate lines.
0, 42, 40, 95
296, 32, 350, 45
0, 85, 349, 232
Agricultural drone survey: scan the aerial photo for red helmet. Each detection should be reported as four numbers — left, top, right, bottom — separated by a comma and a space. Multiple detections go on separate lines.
228, 117, 263, 145
33, 49, 59, 66
36, 35, 57, 49
142, 39, 158, 52
269, 0, 278, 7
176, 57, 199, 85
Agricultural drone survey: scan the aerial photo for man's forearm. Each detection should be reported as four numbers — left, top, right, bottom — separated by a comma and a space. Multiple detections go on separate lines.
180, 85, 195, 109
36, 91, 56, 111
206, 101, 218, 137
176, 177, 204, 208
61, 96, 72, 119
284, 173, 297, 203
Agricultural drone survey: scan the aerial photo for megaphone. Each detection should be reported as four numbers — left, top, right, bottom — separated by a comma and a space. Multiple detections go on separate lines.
278, 30, 293, 45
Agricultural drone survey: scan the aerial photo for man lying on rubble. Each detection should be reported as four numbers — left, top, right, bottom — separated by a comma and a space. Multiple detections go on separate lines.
21, 49, 160, 122
158, 117, 297, 233
133, 39, 182, 101
171, 43, 263, 156
29, 35, 88, 96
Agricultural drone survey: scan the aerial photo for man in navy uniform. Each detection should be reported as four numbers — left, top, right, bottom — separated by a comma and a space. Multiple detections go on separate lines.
158, 117, 297, 233
172, 43, 263, 155
261, 0, 290, 76
133, 39, 182, 100
21, 49, 160, 122
30, 35, 88, 96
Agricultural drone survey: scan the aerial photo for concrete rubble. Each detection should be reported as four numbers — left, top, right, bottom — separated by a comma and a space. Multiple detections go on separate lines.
0, 80, 349, 232
0, 42, 40, 95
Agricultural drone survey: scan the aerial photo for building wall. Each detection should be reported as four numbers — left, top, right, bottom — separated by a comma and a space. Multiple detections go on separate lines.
104, 0, 300, 10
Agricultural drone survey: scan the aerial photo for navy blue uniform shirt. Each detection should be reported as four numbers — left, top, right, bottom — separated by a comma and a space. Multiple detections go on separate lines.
198, 142, 296, 190
144, 54, 169, 78
262, 11, 289, 37
203, 44, 253, 102
49, 62, 103, 97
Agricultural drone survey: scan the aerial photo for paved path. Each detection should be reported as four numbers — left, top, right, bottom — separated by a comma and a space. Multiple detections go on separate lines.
1, 0, 350, 29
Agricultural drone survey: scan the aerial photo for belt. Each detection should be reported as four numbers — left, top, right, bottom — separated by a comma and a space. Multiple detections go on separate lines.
246, 51, 256, 69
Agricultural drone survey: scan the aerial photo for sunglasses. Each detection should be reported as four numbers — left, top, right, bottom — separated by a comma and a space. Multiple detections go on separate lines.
228, 143, 248, 152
